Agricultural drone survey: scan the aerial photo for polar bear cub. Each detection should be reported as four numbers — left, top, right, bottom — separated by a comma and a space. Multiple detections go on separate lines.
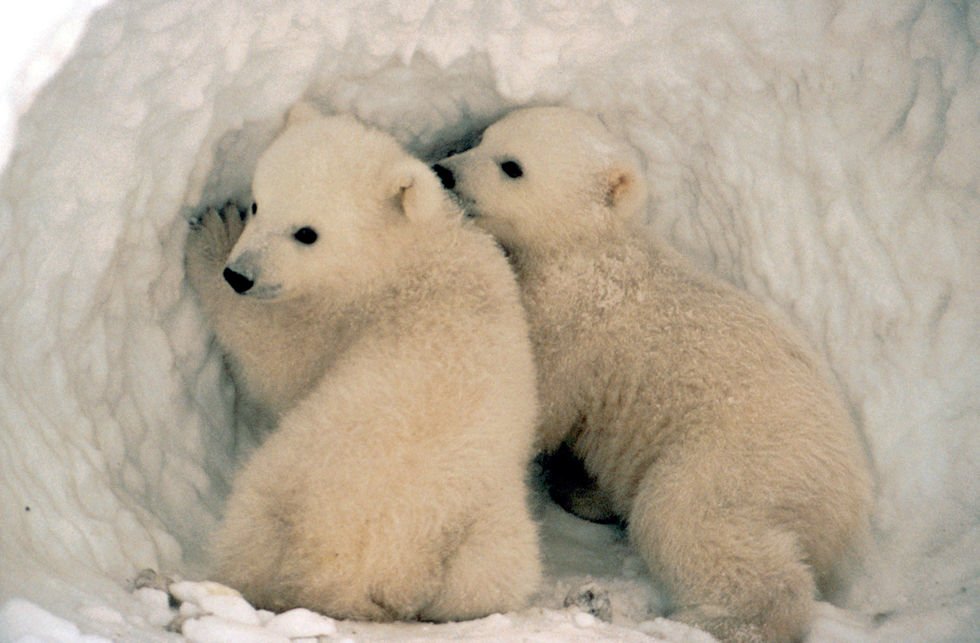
185, 106, 541, 621
434, 106, 872, 642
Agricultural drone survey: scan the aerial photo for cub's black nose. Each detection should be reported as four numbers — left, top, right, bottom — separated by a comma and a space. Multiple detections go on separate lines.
223, 267, 254, 294
432, 163, 455, 190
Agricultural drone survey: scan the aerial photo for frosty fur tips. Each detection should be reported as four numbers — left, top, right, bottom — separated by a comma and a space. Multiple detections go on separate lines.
434, 106, 873, 642
184, 106, 541, 621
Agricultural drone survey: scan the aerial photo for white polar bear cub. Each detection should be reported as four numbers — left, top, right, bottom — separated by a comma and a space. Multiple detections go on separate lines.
185, 106, 541, 621
434, 106, 872, 642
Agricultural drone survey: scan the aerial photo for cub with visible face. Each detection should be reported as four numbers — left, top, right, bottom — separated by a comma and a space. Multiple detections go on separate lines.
434, 106, 872, 642
186, 106, 541, 621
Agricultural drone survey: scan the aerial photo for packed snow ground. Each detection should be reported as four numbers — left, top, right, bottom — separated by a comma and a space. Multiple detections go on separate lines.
0, 1, 977, 641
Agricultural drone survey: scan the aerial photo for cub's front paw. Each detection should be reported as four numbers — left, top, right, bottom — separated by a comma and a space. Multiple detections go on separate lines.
186, 202, 251, 265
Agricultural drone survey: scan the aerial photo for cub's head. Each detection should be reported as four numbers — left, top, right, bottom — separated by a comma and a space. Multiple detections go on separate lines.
224, 104, 458, 301
432, 106, 647, 255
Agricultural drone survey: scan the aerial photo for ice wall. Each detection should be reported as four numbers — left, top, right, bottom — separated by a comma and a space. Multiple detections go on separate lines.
0, 1, 977, 641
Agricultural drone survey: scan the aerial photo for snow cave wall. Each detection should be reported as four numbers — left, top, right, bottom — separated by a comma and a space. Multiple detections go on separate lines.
0, 1, 977, 640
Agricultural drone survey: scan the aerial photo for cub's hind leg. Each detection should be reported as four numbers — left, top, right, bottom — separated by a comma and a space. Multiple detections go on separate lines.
630, 455, 815, 642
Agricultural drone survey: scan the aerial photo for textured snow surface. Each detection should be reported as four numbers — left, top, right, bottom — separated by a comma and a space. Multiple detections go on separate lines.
0, 1, 977, 641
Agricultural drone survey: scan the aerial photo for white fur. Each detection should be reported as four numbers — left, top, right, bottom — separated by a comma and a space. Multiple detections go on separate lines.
185, 108, 541, 621
436, 106, 873, 642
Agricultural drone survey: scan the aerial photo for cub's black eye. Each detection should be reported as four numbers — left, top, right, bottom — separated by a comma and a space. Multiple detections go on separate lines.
500, 160, 523, 179
251, 202, 257, 215
293, 227, 318, 245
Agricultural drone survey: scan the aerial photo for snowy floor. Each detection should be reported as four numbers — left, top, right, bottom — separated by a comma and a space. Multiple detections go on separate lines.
0, 1, 977, 641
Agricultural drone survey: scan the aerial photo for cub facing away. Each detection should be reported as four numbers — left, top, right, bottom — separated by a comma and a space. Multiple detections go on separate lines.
434, 106, 872, 642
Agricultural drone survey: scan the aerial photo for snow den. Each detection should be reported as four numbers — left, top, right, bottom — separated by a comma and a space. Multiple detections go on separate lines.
1, 1, 977, 641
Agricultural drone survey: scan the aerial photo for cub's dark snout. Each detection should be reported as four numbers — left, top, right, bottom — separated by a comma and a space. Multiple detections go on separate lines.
432, 163, 455, 190
223, 267, 254, 294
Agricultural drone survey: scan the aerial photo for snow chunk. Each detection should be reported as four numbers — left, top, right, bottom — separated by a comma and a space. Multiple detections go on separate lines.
135, 590, 176, 628
573, 610, 598, 628
198, 594, 261, 626
637, 617, 717, 642
257, 609, 275, 625
265, 608, 337, 638
169, 580, 243, 606
168, 579, 260, 627
182, 615, 289, 643
180, 601, 204, 619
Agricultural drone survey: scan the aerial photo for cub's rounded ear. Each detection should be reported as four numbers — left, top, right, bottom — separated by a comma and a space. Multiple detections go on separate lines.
286, 101, 322, 127
603, 161, 648, 218
389, 160, 458, 223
